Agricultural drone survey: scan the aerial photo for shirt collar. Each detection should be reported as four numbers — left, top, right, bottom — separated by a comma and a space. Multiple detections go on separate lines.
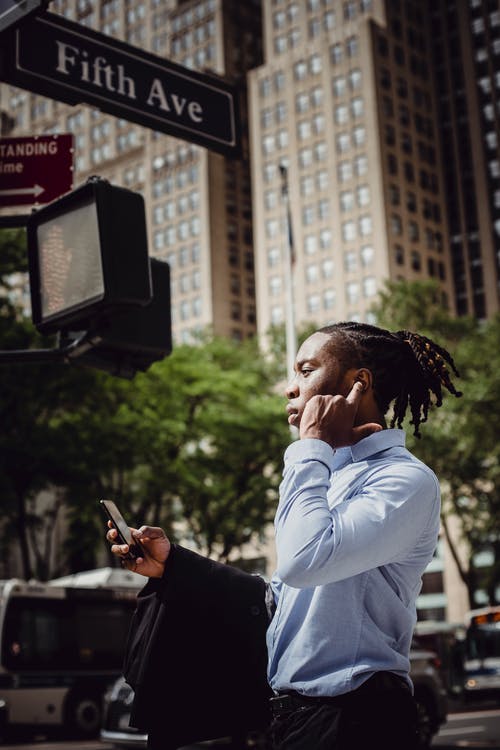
332, 429, 406, 468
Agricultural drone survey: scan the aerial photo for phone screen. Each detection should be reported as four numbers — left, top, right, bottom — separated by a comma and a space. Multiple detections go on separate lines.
100, 499, 143, 559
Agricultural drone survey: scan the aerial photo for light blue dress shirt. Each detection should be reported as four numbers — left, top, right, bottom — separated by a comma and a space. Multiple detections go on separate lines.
266, 429, 441, 697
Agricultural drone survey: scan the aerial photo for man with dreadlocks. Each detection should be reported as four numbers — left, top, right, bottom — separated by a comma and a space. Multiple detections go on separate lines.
106, 322, 461, 750
266, 321, 461, 750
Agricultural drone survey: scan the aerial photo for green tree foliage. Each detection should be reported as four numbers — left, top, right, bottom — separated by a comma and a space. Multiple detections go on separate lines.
0, 228, 111, 579
0, 230, 290, 578
69, 335, 290, 564
372, 279, 500, 607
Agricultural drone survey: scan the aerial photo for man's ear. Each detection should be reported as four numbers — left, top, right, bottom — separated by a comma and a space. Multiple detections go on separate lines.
353, 368, 373, 393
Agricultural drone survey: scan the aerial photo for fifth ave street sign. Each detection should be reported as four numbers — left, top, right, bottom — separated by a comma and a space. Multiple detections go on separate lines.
0, 134, 73, 207
0, 11, 240, 157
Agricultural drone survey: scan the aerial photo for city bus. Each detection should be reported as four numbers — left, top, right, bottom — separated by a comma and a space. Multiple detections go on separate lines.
463, 605, 500, 701
0, 568, 142, 739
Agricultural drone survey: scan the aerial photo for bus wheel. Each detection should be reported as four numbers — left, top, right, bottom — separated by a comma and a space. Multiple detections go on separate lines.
64, 692, 102, 738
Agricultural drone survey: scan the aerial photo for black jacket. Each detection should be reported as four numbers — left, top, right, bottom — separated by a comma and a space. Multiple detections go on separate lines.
123, 543, 272, 749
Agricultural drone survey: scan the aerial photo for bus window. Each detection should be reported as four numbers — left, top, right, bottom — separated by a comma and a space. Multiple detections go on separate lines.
2, 598, 71, 670
72, 601, 133, 669
467, 626, 500, 661
2, 596, 134, 671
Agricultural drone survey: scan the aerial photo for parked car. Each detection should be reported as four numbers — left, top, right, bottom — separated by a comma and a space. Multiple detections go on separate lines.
101, 638, 447, 750
100, 678, 242, 749
410, 635, 448, 748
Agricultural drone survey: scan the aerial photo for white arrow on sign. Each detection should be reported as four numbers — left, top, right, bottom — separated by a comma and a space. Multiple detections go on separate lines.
0, 184, 45, 198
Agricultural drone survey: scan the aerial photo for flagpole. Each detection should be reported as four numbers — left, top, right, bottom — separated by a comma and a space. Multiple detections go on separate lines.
280, 164, 298, 439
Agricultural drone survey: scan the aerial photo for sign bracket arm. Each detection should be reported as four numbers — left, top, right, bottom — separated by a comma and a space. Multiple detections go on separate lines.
0, 329, 102, 365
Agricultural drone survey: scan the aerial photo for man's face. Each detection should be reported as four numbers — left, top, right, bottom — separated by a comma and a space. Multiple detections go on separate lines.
285, 332, 355, 429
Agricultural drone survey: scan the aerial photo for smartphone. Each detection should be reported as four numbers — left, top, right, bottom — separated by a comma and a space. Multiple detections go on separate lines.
100, 499, 144, 561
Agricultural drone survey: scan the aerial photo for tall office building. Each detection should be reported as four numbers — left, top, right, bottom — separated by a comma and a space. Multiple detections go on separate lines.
429, 0, 500, 319
248, 0, 499, 340
0, 0, 263, 344
247, 0, 499, 622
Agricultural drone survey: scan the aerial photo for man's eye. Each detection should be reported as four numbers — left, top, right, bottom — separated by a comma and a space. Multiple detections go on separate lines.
301, 368, 313, 376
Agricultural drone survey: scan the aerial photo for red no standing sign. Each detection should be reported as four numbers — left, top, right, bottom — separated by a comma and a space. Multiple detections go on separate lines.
0, 134, 74, 207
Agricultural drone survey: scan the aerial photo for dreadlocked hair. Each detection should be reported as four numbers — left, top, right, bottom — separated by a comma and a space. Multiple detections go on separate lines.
318, 322, 462, 438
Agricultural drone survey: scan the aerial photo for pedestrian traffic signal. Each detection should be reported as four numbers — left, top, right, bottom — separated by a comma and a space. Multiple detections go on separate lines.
25, 176, 172, 377
27, 176, 152, 335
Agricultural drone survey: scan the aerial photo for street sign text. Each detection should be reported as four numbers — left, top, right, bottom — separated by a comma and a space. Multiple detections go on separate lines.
0, 134, 74, 207
1, 11, 240, 157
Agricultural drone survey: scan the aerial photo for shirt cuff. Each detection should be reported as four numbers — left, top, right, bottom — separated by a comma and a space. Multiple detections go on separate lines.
284, 438, 335, 471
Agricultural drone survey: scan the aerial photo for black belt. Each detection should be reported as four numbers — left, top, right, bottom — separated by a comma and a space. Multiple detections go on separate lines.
270, 672, 410, 717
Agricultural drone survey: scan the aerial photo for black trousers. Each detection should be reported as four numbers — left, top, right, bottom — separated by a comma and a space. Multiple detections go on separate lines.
268, 674, 418, 750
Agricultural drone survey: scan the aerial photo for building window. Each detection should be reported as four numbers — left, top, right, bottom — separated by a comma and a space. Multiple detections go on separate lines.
356, 185, 370, 207
294, 60, 307, 80
302, 205, 315, 225
271, 306, 283, 324
344, 1, 356, 21
320, 228, 332, 248
409, 221, 419, 241
260, 77, 271, 97
299, 147, 313, 168
346, 280, 359, 304
338, 161, 353, 182
318, 198, 329, 219
332, 76, 346, 97
298, 120, 312, 140
363, 276, 377, 297
314, 141, 327, 161
296, 92, 309, 113
330, 42, 343, 64
261, 108, 273, 128
359, 215, 372, 236
389, 184, 400, 205
317, 170, 329, 190
307, 294, 321, 314
394, 244, 404, 265
391, 214, 403, 235
276, 101, 288, 123
274, 35, 287, 54
351, 97, 363, 118
311, 86, 323, 107
348, 68, 362, 90
265, 190, 278, 210
309, 18, 321, 38
301, 176, 314, 196
360, 244, 374, 266
322, 258, 334, 278
268, 247, 281, 267
340, 190, 354, 212
309, 53, 322, 74
313, 114, 325, 134
342, 220, 357, 241
306, 264, 319, 283
352, 125, 365, 147
344, 250, 357, 271
323, 288, 336, 309
335, 104, 349, 124
346, 35, 358, 57
304, 235, 318, 254
336, 132, 351, 153
269, 276, 282, 296
353, 155, 368, 175
407, 191, 417, 212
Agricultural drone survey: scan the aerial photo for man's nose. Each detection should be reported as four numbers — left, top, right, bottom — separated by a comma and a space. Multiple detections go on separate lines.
285, 377, 299, 399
